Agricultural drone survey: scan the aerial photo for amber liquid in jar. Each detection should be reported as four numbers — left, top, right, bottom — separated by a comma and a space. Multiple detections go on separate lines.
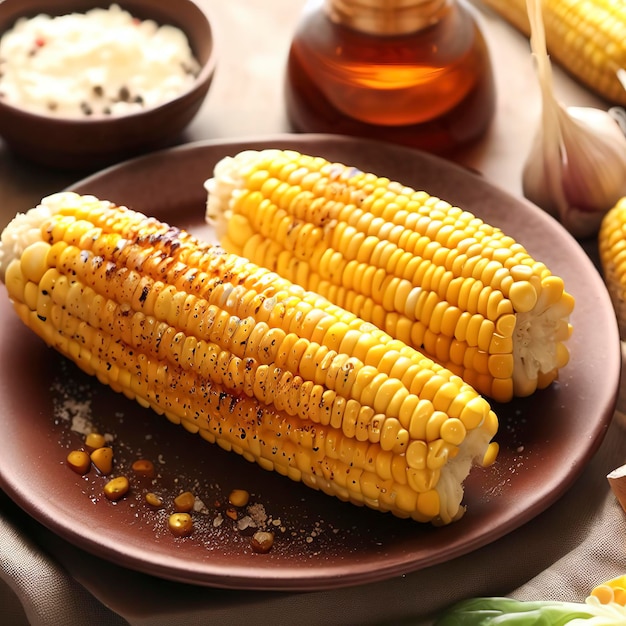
285, 0, 495, 154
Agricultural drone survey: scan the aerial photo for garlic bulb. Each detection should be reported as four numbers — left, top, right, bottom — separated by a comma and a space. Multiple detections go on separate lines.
522, 0, 626, 239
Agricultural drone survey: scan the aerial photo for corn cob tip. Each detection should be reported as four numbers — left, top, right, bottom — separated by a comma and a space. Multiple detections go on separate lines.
0, 192, 95, 283
205, 149, 289, 240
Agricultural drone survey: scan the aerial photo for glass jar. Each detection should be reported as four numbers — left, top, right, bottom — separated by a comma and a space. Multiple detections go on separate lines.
285, 0, 496, 154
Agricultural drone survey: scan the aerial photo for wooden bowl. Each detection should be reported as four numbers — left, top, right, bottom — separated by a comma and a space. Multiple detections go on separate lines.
0, 0, 216, 170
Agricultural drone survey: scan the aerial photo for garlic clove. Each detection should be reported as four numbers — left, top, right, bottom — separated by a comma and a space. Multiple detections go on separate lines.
524, 104, 626, 239
561, 107, 626, 227
521, 0, 626, 239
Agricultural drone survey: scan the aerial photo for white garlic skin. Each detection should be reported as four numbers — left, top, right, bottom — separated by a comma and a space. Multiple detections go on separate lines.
523, 104, 626, 240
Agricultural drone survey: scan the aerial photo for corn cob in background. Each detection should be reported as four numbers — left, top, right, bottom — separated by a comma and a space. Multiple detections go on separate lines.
0, 192, 500, 525
478, 0, 626, 107
205, 149, 574, 404
599, 197, 626, 338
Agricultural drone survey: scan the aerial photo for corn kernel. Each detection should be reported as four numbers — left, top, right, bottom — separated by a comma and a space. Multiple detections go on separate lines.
85, 432, 106, 450
67, 450, 91, 475
482, 442, 500, 467
130, 459, 154, 478
104, 476, 129, 501
228, 489, 250, 508
145, 492, 164, 508
417, 489, 440, 517
90, 447, 113, 475
168, 513, 193, 537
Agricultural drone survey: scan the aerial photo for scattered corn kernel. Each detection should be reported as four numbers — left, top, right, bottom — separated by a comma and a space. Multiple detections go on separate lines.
145, 492, 164, 508
226, 507, 238, 520
173, 491, 195, 513
66, 450, 91, 475
228, 489, 250, 508
168, 512, 193, 537
103, 476, 129, 501
90, 446, 113, 475
131, 459, 155, 478
251, 530, 274, 553
85, 432, 106, 450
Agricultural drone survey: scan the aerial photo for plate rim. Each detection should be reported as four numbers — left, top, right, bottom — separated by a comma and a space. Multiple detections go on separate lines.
0, 133, 619, 591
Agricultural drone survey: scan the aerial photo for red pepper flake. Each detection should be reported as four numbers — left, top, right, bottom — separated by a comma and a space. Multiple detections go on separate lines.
35, 36, 46, 47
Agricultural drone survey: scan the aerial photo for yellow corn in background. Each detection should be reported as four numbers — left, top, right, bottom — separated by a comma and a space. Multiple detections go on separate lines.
599, 197, 626, 338
205, 150, 574, 403
0, 192, 499, 524
480, 0, 626, 107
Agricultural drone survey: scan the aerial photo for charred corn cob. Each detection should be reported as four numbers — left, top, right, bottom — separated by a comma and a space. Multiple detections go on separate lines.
0, 192, 499, 525
205, 149, 574, 403
599, 196, 626, 337
481, 0, 626, 107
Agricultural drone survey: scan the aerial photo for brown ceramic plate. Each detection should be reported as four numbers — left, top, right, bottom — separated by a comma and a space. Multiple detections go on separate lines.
0, 135, 619, 591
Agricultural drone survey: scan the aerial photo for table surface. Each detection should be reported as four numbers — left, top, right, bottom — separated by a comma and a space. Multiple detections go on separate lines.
1, 2, 625, 625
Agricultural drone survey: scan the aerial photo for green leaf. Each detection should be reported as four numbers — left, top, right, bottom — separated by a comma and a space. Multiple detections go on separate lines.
434, 597, 598, 626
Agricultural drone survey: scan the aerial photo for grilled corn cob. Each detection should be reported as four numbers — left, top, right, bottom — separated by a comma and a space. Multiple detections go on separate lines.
0, 192, 499, 525
599, 196, 626, 337
480, 0, 626, 107
205, 149, 574, 403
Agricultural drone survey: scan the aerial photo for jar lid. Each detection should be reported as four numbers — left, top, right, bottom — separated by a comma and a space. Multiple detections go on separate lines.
326, 0, 447, 35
